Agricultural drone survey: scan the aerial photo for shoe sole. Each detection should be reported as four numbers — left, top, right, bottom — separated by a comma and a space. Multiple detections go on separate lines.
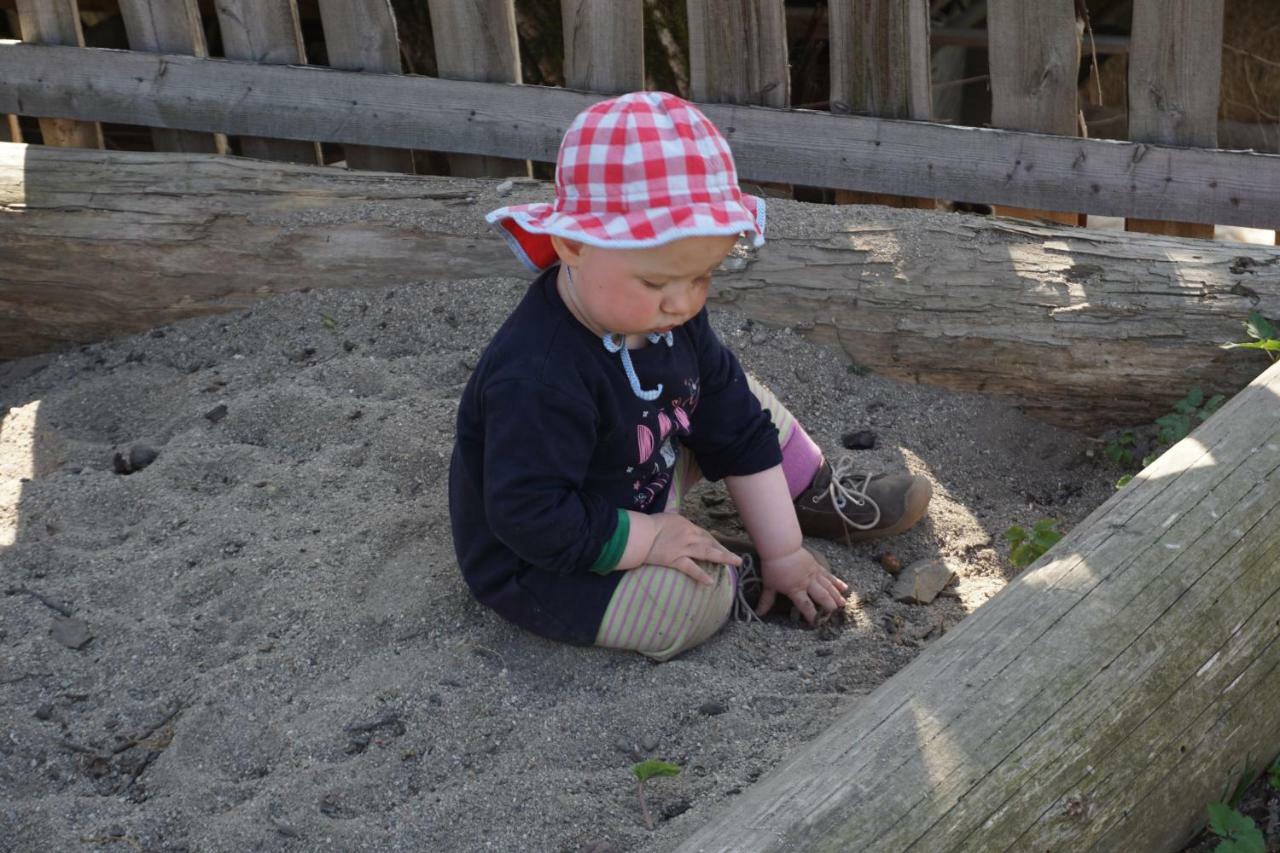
841, 476, 934, 543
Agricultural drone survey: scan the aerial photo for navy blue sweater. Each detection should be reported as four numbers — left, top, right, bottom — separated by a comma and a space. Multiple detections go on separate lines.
448, 267, 781, 644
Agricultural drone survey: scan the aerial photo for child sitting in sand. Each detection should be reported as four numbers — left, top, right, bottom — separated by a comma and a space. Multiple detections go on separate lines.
449, 91, 932, 661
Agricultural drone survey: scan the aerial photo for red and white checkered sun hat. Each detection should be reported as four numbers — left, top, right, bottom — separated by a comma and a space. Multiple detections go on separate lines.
486, 91, 766, 273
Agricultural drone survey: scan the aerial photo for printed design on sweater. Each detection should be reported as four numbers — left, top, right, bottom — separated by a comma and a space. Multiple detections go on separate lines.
631, 379, 699, 509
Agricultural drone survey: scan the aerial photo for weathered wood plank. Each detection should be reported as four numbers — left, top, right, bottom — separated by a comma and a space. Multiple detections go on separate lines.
677, 359, 1280, 851
1, 114, 18, 143
3, 142, 1280, 431
561, 0, 644, 94
988, 0, 1081, 227
11, 0, 101, 149
1125, 0, 1224, 240
2, 43, 1280, 230
212, 0, 320, 164
426, 0, 527, 179
117, 0, 223, 155
828, 0, 933, 210
314, 0, 414, 173
687, 0, 789, 107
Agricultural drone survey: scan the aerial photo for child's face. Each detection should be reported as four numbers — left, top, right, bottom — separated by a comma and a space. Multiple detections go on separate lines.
558, 234, 738, 338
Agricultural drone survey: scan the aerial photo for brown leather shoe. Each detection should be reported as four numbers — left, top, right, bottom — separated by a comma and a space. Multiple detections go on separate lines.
794, 457, 932, 543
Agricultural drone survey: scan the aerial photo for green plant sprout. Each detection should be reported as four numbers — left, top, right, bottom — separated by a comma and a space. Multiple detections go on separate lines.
632, 759, 681, 831
1221, 310, 1280, 363
1206, 802, 1266, 853
1004, 519, 1063, 569
1107, 387, 1224, 490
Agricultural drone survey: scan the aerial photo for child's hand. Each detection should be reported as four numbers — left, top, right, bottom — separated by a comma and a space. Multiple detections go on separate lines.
757, 547, 848, 625
640, 513, 743, 586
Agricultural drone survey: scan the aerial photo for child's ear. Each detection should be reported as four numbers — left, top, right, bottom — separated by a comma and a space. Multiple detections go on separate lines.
550, 235, 587, 267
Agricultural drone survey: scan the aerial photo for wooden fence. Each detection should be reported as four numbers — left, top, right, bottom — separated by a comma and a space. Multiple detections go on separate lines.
1, 0, 1277, 237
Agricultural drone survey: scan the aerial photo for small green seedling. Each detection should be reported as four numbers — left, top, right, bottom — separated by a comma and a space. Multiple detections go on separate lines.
1206, 802, 1266, 853
320, 313, 338, 331
632, 759, 680, 831
1154, 386, 1225, 448
1005, 519, 1063, 569
1221, 310, 1280, 363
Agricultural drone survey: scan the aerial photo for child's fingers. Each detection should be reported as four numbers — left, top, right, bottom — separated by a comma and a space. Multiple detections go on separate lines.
672, 557, 715, 586
703, 541, 743, 567
808, 580, 842, 614
755, 587, 777, 618
788, 591, 818, 625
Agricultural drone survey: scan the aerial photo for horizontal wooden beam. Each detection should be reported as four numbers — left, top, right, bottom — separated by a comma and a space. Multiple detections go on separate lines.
1, 42, 1279, 228
4, 143, 1279, 430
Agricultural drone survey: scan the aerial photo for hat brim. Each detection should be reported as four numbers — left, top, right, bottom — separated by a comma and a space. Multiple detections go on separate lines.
486, 195, 767, 274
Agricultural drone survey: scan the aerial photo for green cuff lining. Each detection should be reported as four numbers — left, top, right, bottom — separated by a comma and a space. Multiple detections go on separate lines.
590, 509, 630, 575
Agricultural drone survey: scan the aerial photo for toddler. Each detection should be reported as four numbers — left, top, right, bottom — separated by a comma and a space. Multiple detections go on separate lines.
449, 92, 931, 661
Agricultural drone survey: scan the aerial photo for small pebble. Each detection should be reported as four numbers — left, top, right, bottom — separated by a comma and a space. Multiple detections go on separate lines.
641, 734, 659, 752
204, 404, 228, 423
815, 647, 834, 657
698, 701, 727, 716
34, 703, 54, 721
841, 429, 877, 450
128, 444, 159, 472
51, 616, 92, 650
878, 552, 902, 574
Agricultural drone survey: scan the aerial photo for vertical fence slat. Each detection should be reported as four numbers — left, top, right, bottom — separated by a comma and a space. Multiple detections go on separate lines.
561, 0, 644, 94
987, 0, 1081, 226
426, 0, 528, 179
213, 0, 322, 165
315, 0, 415, 173
687, 0, 789, 107
2, 114, 21, 143
1125, 0, 1224, 240
13, 0, 103, 149
118, 0, 224, 155
829, 0, 933, 210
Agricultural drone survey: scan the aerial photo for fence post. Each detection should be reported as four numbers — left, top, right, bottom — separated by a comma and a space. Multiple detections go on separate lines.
314, 0, 416, 174
118, 0, 224, 155
426, 0, 529, 179
561, 0, 644, 94
1125, 0, 1224, 240
828, 0, 934, 210
12, 0, 102, 149
987, 0, 1082, 227
687, 0, 789, 108
213, 0, 322, 165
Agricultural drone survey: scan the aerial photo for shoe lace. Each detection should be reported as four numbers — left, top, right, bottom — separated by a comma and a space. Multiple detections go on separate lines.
731, 554, 763, 624
828, 455, 881, 531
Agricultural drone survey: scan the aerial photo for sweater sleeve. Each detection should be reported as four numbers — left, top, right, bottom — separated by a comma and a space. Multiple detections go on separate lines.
681, 311, 783, 481
480, 379, 619, 574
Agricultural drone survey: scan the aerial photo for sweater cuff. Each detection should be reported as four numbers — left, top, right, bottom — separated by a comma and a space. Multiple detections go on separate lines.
589, 509, 630, 575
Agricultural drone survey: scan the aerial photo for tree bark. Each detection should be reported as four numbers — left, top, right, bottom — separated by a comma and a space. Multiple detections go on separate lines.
676, 360, 1280, 852
2, 142, 1278, 430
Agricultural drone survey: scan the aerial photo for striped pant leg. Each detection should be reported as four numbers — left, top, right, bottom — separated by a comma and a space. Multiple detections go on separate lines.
594, 561, 736, 661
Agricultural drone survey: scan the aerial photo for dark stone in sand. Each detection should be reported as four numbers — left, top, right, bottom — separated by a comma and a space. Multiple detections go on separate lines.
51, 616, 92, 650
661, 798, 692, 820
841, 429, 877, 450
128, 445, 158, 472
204, 404, 228, 423
698, 701, 727, 717
34, 703, 54, 721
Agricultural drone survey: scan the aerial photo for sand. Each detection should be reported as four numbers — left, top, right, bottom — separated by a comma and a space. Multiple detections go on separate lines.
0, 274, 1115, 852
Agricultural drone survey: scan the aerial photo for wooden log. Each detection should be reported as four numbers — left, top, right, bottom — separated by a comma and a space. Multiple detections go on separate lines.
1125, 0, 1224, 241
5, 43, 1280, 230
687, 0, 789, 108
828, 0, 934, 211
314, 0, 415, 174
117, 0, 224, 155
426, 0, 527, 179
988, 0, 1081, 227
677, 360, 1280, 852
11, 0, 102, 149
4, 142, 1280, 430
561, 0, 644, 94
212, 0, 321, 165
